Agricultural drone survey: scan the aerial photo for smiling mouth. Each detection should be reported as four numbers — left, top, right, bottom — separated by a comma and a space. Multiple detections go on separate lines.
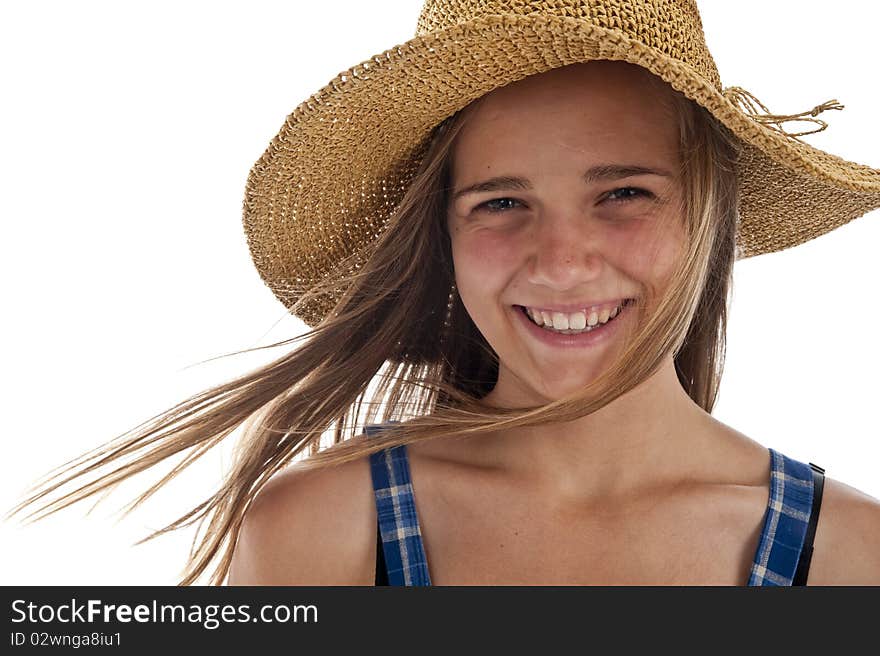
516, 298, 634, 334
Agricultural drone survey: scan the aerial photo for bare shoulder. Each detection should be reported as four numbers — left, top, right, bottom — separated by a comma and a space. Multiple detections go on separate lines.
227, 452, 378, 585
807, 474, 880, 585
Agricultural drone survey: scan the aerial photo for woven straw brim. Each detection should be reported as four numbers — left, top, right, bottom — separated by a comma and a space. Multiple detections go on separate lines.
243, 14, 880, 328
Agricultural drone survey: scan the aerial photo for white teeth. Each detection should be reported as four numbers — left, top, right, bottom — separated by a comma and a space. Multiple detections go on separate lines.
551, 312, 570, 330
524, 302, 625, 332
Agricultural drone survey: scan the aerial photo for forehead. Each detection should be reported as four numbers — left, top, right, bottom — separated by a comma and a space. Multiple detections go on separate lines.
452, 61, 680, 175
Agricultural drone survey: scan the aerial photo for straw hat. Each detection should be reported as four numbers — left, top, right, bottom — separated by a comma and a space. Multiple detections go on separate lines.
242, 0, 880, 328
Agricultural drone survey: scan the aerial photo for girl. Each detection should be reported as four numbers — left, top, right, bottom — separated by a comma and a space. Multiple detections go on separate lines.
7, 0, 880, 585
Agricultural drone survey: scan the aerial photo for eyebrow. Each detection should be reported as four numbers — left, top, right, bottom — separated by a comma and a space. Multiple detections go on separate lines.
451, 164, 675, 203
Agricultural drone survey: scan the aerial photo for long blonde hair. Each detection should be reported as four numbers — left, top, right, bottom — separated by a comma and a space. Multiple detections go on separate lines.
6, 63, 742, 585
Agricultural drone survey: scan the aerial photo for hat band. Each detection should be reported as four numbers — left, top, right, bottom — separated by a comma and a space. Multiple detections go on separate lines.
723, 86, 844, 142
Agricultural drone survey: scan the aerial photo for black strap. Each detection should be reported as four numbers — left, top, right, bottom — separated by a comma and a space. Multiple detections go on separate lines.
792, 462, 825, 586
375, 521, 389, 586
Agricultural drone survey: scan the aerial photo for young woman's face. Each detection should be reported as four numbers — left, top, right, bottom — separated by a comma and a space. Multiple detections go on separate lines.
446, 61, 686, 404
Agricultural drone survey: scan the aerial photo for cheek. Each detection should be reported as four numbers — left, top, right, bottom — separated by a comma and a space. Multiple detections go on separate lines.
451, 229, 520, 284
449, 230, 522, 333
608, 220, 685, 290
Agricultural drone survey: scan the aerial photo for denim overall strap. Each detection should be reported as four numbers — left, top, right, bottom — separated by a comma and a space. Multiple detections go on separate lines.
366, 422, 432, 586
748, 448, 817, 586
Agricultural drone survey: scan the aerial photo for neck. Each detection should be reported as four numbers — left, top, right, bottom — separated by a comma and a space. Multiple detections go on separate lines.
474, 357, 720, 503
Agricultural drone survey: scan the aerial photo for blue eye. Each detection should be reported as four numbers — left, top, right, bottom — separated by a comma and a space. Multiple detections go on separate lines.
476, 197, 523, 213
474, 187, 653, 214
605, 187, 652, 203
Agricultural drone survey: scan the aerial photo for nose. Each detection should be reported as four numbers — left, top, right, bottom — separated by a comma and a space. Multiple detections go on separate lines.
525, 209, 606, 289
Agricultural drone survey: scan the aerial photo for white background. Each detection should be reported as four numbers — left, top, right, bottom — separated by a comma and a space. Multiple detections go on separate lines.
1, 1, 878, 585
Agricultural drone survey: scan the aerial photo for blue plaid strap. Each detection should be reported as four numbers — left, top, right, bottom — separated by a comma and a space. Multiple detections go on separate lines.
747, 448, 816, 586
366, 423, 432, 586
